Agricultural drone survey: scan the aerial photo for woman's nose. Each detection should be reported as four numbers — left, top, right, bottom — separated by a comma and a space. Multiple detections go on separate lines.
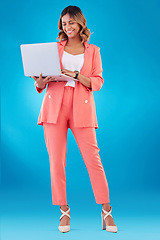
66, 27, 71, 31
65, 23, 72, 30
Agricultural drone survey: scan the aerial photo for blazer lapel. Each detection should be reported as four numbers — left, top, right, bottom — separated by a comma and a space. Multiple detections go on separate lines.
58, 40, 67, 70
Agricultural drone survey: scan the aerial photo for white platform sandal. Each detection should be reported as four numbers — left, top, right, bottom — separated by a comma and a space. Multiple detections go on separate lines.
101, 206, 118, 233
58, 206, 71, 233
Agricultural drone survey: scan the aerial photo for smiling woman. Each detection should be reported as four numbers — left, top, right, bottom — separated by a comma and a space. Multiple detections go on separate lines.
57, 6, 90, 43
32, 5, 118, 234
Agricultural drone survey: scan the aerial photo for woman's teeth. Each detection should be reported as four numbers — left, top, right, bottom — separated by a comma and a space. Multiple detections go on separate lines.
67, 30, 74, 34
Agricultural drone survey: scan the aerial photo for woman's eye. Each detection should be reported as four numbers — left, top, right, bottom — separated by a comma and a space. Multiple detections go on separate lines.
62, 22, 74, 26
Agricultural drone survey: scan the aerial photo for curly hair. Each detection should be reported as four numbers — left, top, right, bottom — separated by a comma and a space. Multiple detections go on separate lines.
57, 5, 91, 43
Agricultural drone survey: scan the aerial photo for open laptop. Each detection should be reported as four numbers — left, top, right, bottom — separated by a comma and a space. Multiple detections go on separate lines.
20, 42, 77, 81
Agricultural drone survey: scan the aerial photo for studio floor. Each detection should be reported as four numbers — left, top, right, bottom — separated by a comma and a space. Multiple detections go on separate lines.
1, 187, 160, 240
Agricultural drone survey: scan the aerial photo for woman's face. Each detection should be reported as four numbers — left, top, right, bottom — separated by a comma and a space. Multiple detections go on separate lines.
61, 13, 81, 39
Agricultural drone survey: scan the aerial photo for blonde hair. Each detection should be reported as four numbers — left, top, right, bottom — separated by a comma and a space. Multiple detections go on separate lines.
57, 5, 91, 43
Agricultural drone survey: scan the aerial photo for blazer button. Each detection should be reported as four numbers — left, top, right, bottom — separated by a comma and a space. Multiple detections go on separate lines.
85, 100, 88, 103
48, 95, 51, 99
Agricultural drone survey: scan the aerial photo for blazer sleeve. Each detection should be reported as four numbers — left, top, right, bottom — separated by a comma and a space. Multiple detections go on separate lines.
87, 46, 104, 92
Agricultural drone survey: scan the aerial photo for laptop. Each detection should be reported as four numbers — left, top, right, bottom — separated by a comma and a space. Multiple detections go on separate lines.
20, 42, 77, 81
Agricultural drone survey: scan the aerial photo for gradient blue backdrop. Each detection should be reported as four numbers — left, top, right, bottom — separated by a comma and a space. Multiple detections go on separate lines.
1, 0, 160, 239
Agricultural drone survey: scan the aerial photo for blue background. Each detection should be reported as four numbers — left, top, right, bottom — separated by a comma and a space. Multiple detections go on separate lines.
1, 0, 160, 239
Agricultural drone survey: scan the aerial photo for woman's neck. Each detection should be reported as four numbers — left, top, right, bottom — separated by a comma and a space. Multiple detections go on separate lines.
66, 36, 83, 47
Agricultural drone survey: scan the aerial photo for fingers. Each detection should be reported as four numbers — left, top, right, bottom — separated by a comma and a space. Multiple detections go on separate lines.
39, 73, 43, 80
61, 69, 67, 74
61, 69, 71, 73
61, 69, 74, 77
45, 76, 50, 80
31, 74, 57, 83
31, 76, 38, 81
47, 77, 57, 82
44, 76, 52, 83
44, 76, 57, 84
40, 73, 53, 80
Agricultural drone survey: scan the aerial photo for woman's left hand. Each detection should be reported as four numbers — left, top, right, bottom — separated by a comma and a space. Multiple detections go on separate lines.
61, 69, 76, 78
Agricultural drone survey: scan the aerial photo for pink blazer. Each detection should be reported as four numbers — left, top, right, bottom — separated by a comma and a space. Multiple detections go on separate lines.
35, 39, 104, 129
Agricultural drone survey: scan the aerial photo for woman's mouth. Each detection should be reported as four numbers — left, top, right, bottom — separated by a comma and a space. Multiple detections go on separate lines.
67, 30, 74, 35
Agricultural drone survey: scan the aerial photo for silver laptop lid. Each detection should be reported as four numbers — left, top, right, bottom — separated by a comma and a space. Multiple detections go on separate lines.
20, 42, 61, 77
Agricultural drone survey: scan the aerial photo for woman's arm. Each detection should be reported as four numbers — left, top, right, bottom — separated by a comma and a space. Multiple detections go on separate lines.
76, 74, 91, 89
61, 47, 104, 92
88, 47, 104, 91
61, 69, 91, 89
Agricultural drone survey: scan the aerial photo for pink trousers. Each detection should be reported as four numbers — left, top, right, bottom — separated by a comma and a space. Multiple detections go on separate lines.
43, 86, 110, 205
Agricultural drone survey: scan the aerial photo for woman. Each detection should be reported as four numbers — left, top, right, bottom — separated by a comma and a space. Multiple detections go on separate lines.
32, 5, 118, 233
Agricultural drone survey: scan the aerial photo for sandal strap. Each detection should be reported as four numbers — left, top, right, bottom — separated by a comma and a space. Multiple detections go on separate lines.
102, 206, 113, 220
60, 207, 71, 220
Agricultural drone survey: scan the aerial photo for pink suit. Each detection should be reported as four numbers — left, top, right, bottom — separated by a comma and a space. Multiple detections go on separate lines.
35, 40, 110, 205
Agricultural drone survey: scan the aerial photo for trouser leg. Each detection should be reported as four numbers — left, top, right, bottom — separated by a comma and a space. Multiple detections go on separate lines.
43, 122, 68, 205
42, 87, 75, 205
70, 125, 110, 204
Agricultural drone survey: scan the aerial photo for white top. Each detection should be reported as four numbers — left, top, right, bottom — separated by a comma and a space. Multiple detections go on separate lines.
62, 51, 84, 87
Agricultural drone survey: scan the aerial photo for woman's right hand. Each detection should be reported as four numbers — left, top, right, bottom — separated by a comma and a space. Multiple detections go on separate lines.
31, 73, 57, 89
